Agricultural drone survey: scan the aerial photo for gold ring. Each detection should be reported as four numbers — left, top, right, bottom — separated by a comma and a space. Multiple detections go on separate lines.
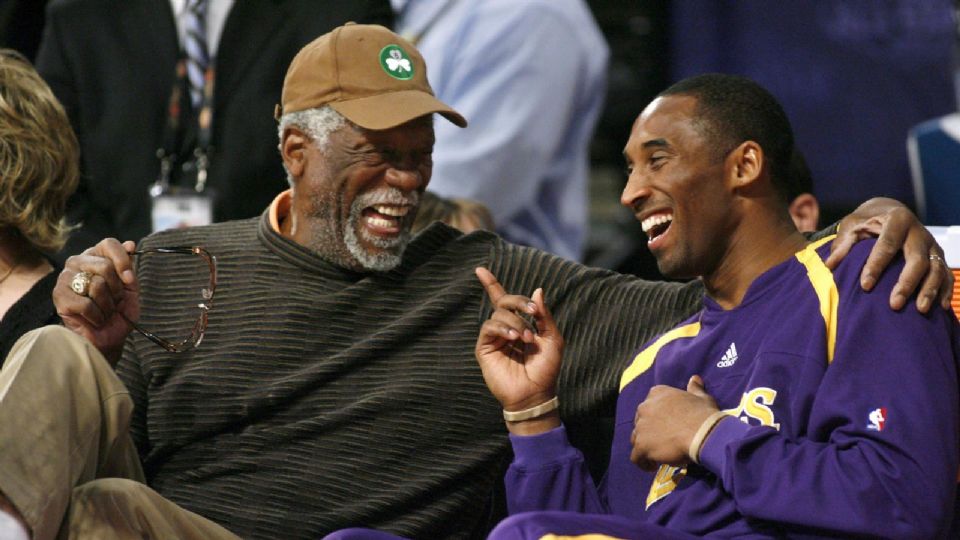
70, 271, 93, 297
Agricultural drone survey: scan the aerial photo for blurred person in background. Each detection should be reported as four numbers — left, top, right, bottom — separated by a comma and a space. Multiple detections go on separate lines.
411, 191, 494, 234
786, 147, 819, 232
0, 49, 77, 365
392, 0, 608, 261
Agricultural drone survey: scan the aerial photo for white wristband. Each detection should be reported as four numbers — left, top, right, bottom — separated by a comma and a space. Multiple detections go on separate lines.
502, 396, 559, 422
688, 410, 729, 464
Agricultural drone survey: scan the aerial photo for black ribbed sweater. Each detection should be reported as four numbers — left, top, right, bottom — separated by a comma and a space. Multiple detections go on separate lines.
116, 213, 703, 539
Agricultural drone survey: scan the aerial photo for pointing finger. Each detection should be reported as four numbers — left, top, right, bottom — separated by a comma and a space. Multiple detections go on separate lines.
476, 267, 506, 304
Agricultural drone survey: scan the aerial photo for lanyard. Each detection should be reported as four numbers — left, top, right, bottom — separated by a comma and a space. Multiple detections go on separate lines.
153, 57, 215, 196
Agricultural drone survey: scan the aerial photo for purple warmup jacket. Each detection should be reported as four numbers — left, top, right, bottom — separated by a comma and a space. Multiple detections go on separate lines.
504, 237, 960, 538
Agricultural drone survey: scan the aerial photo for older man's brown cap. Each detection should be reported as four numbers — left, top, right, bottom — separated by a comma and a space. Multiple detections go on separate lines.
276, 23, 466, 130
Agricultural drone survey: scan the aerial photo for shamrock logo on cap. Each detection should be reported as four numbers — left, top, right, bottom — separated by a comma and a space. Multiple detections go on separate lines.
380, 45, 414, 80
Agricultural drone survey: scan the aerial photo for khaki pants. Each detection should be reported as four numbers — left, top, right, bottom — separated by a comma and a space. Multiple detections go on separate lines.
0, 326, 240, 540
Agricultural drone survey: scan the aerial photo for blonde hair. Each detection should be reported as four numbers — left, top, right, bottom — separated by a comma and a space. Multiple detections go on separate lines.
0, 49, 78, 252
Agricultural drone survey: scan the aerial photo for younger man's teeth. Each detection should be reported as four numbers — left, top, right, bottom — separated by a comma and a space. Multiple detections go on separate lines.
641, 214, 672, 233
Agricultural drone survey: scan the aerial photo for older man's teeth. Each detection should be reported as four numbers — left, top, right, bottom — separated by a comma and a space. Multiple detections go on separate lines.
367, 216, 397, 228
641, 214, 673, 234
372, 205, 410, 217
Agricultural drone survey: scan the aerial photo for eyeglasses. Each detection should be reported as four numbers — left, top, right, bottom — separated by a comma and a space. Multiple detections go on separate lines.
121, 246, 217, 353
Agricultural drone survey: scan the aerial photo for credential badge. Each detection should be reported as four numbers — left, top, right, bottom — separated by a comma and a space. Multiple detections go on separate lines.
380, 45, 414, 80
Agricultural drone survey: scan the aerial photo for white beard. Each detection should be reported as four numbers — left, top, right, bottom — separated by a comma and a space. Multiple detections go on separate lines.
342, 188, 418, 272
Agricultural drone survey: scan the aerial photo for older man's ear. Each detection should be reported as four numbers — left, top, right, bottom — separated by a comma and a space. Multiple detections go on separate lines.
281, 127, 309, 179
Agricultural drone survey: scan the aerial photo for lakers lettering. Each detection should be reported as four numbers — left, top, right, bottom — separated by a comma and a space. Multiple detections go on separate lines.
645, 387, 781, 508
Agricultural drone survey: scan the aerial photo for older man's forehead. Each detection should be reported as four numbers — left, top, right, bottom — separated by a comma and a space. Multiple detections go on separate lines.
405, 114, 435, 130
349, 115, 436, 148
357, 113, 433, 132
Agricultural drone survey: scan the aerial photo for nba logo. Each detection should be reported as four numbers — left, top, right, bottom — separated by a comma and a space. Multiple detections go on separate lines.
867, 407, 887, 431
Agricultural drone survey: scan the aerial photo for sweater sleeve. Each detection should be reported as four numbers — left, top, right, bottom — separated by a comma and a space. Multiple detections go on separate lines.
698, 246, 960, 538
488, 239, 703, 418
505, 425, 608, 514
487, 238, 703, 478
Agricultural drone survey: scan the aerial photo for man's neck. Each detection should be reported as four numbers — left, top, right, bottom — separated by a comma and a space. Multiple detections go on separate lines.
702, 215, 809, 310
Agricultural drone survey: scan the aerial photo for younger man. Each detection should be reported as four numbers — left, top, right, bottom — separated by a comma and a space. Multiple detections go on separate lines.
476, 74, 960, 538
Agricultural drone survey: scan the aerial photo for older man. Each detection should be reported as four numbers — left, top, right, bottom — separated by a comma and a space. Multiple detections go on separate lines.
0, 24, 950, 540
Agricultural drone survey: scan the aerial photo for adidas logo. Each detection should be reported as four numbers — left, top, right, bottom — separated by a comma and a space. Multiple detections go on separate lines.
717, 342, 738, 368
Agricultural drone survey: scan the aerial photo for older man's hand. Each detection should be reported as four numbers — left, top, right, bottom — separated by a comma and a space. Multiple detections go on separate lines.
826, 197, 952, 313
54, 238, 140, 365
629, 375, 720, 471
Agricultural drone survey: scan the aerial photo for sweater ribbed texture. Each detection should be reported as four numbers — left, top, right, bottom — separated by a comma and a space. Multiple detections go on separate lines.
116, 213, 702, 539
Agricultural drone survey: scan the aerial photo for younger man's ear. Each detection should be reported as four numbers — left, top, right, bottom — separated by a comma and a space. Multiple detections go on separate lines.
727, 140, 763, 189
280, 127, 309, 179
